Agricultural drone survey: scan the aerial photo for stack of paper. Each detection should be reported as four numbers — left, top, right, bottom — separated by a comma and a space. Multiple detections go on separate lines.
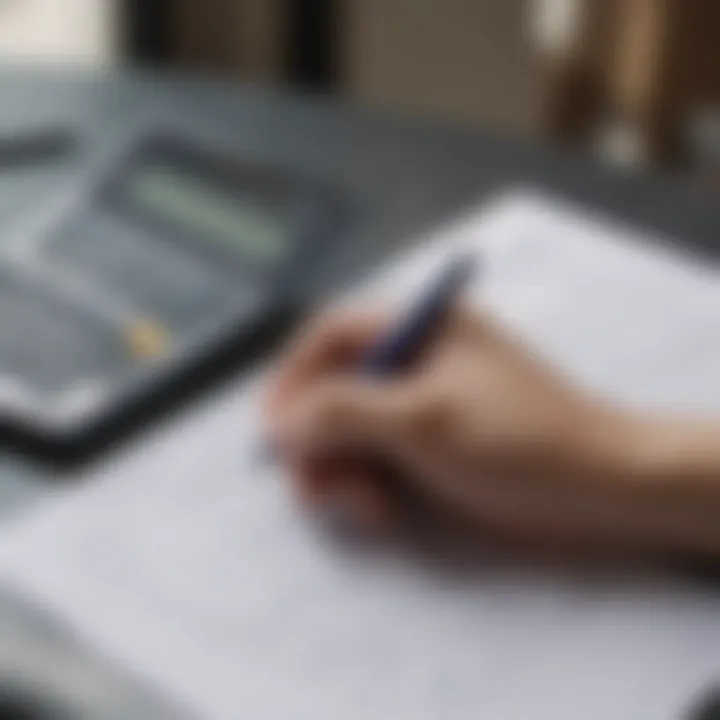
0, 191, 718, 720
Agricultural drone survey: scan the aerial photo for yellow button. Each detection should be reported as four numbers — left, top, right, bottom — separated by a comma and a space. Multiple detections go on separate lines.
123, 318, 170, 360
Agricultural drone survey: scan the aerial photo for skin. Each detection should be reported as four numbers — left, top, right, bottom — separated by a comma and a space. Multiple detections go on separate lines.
265, 305, 720, 561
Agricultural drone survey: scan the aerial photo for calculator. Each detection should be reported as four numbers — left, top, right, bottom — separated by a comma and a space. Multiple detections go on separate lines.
0, 133, 346, 458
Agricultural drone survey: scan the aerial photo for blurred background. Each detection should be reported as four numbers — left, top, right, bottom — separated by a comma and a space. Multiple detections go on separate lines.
2, 0, 720, 177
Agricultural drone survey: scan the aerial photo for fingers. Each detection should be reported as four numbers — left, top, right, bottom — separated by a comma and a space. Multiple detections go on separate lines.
264, 306, 418, 535
263, 302, 486, 537
273, 377, 421, 459
270, 376, 425, 532
290, 456, 394, 531
266, 306, 391, 418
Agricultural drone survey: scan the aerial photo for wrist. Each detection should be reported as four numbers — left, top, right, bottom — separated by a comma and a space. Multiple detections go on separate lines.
572, 403, 646, 486
590, 409, 720, 556
616, 414, 720, 492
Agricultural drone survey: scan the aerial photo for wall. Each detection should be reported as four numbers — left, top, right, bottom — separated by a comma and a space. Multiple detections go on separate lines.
342, 0, 546, 133
0, 0, 118, 65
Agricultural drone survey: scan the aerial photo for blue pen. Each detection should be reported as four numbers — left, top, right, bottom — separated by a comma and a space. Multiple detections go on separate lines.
268, 255, 476, 532
358, 253, 477, 377
264, 256, 476, 468
329, 254, 477, 531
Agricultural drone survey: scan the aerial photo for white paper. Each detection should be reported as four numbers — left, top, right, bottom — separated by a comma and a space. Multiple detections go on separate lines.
0, 190, 719, 720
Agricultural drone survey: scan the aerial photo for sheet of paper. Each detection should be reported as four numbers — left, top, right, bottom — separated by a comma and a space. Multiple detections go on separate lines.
0, 190, 719, 720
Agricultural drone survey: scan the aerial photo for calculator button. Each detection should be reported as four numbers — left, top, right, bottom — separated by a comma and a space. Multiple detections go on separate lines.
44, 211, 243, 333
122, 317, 171, 361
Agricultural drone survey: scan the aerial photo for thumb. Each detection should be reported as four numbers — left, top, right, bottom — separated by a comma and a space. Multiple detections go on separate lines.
276, 378, 421, 457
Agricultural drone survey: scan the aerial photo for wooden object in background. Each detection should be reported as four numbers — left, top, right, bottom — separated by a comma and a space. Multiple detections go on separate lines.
341, 0, 543, 133
609, 0, 681, 165
174, 0, 284, 80
542, 0, 616, 146
545, 0, 720, 167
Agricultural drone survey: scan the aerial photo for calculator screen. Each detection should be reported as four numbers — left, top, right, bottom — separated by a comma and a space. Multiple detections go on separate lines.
127, 163, 292, 265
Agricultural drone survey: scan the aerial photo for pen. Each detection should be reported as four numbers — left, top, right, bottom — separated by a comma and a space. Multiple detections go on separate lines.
358, 253, 477, 377
265, 254, 476, 526
324, 253, 477, 531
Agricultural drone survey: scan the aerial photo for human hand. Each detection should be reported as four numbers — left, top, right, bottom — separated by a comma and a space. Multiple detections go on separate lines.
265, 304, 720, 557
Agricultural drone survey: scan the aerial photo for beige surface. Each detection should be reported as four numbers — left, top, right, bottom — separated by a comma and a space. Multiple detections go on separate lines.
342, 0, 544, 132
0, 0, 118, 65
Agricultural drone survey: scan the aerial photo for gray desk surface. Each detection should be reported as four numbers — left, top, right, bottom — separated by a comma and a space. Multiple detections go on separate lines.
0, 68, 719, 718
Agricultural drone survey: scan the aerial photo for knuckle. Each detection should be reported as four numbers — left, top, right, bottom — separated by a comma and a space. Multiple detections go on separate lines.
404, 389, 455, 441
311, 388, 351, 428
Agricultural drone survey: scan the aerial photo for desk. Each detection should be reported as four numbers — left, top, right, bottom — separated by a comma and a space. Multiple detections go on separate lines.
0, 69, 718, 718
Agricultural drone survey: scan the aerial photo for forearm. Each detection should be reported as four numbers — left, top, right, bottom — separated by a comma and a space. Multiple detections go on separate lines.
608, 414, 720, 558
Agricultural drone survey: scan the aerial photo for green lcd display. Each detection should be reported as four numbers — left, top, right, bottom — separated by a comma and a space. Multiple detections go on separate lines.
128, 164, 291, 264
